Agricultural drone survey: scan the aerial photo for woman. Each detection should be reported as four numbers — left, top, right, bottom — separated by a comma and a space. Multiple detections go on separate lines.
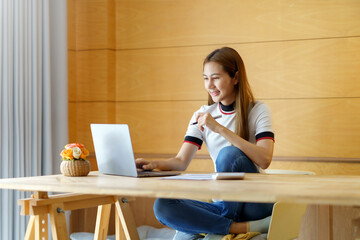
136, 47, 275, 238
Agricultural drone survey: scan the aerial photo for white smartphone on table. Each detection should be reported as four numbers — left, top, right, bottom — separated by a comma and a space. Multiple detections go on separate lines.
213, 172, 245, 180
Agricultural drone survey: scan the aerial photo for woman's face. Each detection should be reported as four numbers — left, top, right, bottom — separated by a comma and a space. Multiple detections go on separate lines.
203, 61, 238, 105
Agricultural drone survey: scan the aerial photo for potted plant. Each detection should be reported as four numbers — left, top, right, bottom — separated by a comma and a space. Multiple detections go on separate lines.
60, 143, 90, 176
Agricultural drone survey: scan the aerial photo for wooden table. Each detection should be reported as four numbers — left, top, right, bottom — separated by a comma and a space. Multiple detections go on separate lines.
1, 171, 360, 239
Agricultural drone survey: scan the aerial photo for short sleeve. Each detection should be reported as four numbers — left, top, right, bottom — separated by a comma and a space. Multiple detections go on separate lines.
253, 103, 275, 142
184, 110, 204, 149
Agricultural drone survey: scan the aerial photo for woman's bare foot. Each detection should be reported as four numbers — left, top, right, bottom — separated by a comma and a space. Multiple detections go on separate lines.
229, 221, 249, 234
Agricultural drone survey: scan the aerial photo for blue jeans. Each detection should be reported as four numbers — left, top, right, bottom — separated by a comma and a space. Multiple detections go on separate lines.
153, 146, 273, 235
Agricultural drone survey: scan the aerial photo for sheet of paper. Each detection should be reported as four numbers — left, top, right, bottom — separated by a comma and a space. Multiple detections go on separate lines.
161, 174, 215, 180
161, 172, 245, 180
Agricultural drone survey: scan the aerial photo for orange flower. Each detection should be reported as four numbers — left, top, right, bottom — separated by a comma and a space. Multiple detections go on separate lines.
80, 148, 89, 159
65, 143, 84, 149
60, 148, 73, 160
61, 143, 89, 160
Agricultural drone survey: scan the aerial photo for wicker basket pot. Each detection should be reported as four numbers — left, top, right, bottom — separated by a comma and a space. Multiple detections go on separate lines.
60, 160, 91, 177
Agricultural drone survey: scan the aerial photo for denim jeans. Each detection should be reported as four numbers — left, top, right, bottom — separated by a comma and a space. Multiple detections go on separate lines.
153, 146, 273, 236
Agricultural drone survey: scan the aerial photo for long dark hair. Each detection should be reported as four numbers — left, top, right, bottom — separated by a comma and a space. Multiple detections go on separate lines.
203, 47, 255, 140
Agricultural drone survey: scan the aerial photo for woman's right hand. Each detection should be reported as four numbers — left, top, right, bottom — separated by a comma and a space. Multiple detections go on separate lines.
135, 158, 158, 171
196, 112, 223, 133
135, 142, 198, 172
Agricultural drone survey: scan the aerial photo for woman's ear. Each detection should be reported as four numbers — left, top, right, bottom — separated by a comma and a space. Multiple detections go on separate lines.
233, 71, 239, 85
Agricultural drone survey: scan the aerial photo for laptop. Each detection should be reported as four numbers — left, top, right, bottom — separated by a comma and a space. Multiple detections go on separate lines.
90, 124, 180, 178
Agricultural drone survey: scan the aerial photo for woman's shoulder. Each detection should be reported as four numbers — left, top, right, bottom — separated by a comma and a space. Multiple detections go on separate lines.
252, 101, 270, 111
249, 101, 272, 116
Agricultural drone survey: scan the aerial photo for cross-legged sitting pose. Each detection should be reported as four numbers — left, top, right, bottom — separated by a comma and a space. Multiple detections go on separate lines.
136, 47, 275, 239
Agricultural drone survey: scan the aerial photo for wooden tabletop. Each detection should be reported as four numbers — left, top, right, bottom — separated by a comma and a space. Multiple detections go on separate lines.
1, 171, 360, 206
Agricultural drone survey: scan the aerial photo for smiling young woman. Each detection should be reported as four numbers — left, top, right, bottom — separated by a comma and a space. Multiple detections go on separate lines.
136, 47, 275, 238
203, 61, 238, 106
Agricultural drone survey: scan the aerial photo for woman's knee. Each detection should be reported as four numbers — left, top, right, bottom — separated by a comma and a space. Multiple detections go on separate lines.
153, 198, 176, 223
240, 202, 274, 221
216, 146, 257, 173
217, 146, 245, 163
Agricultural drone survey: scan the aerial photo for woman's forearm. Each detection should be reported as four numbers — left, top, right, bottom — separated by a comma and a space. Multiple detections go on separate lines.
155, 157, 188, 171
218, 126, 273, 169
155, 142, 199, 171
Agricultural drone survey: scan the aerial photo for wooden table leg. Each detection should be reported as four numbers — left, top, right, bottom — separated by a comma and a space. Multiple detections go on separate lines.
49, 203, 69, 240
24, 192, 49, 240
317, 205, 333, 240
24, 215, 35, 240
35, 214, 49, 240
115, 206, 127, 240
114, 197, 140, 240
94, 204, 112, 240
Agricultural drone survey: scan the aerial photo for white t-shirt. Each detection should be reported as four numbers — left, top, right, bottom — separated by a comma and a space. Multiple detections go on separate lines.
184, 101, 274, 170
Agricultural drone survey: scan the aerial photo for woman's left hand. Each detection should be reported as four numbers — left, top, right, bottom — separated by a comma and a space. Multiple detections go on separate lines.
195, 113, 223, 133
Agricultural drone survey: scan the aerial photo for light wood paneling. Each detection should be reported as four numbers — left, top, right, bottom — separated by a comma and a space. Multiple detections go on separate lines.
67, 51, 76, 101
68, 102, 77, 147
188, 158, 360, 176
70, 99, 360, 158
68, 102, 115, 170
269, 161, 360, 176
69, 101, 207, 154
298, 205, 318, 240
115, 101, 205, 155
332, 206, 360, 240
68, 50, 115, 102
68, 0, 115, 50
115, 48, 207, 101
115, 0, 360, 49
68, 102, 116, 150
244, 38, 360, 99
268, 98, 360, 158
115, 38, 360, 101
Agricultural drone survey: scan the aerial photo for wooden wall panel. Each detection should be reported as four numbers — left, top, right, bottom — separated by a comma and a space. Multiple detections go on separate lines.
188, 158, 360, 176
68, 102, 116, 170
115, 48, 206, 101
268, 98, 360, 158
69, 50, 115, 102
332, 206, 360, 240
68, 102, 116, 148
67, 51, 76, 100
243, 38, 360, 99
69, 101, 208, 155
115, 0, 360, 49
69, 0, 115, 50
70, 99, 360, 158
68, 102, 77, 147
268, 161, 360, 176
115, 101, 202, 154
116, 38, 360, 101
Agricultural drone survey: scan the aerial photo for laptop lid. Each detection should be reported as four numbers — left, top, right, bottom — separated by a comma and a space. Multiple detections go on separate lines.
91, 124, 138, 177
